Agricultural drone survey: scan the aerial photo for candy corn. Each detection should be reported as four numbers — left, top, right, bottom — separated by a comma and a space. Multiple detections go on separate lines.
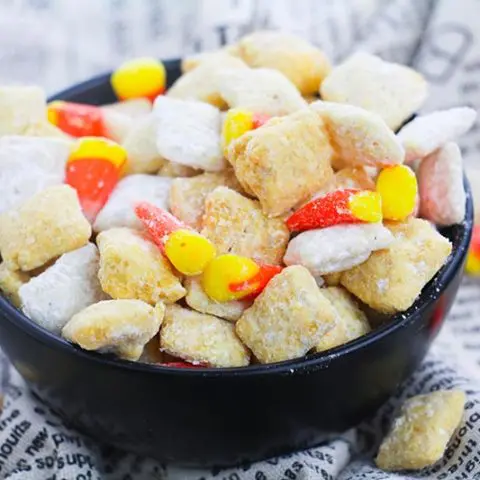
286, 189, 382, 232
466, 225, 480, 275
135, 202, 216, 276
202, 254, 282, 302
111, 58, 166, 102
65, 137, 127, 222
376, 164, 418, 221
48, 101, 106, 138
222, 108, 271, 153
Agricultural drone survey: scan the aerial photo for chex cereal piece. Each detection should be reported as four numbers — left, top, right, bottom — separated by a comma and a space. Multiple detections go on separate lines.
320, 52, 428, 130
63, 300, 165, 361
340, 218, 452, 313
228, 109, 333, 216
201, 187, 289, 264
310, 101, 404, 167
418, 142, 466, 226
181, 48, 241, 73
170, 171, 243, 229
0, 136, 71, 214
398, 107, 477, 163
0, 86, 46, 135
160, 304, 250, 367
154, 97, 224, 172
102, 109, 133, 143
284, 223, 393, 276
23, 121, 71, 139
122, 115, 166, 174
185, 277, 249, 322
97, 227, 185, 304
216, 68, 307, 116
323, 272, 342, 287
168, 55, 248, 108
19, 243, 106, 333
0, 263, 30, 308
0, 185, 91, 271
94, 174, 172, 232
236, 31, 331, 95
236, 266, 335, 363
157, 161, 200, 178
102, 98, 152, 119
315, 287, 370, 352
376, 390, 465, 471
139, 335, 165, 364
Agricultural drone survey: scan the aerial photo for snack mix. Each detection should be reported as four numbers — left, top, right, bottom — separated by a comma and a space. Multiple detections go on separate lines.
0, 32, 473, 471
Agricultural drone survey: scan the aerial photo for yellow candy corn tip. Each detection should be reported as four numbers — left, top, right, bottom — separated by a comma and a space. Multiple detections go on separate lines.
222, 108, 254, 153
466, 251, 480, 275
376, 165, 418, 221
68, 137, 127, 169
47, 101, 65, 126
202, 254, 259, 302
349, 191, 382, 223
111, 57, 166, 101
165, 229, 216, 276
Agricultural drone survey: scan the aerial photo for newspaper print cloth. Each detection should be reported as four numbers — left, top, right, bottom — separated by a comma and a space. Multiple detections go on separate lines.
1, 0, 480, 478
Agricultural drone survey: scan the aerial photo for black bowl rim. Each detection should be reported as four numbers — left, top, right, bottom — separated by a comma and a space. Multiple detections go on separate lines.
0, 68, 474, 378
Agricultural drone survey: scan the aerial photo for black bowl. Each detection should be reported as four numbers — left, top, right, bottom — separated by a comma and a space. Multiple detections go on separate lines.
0, 59, 474, 467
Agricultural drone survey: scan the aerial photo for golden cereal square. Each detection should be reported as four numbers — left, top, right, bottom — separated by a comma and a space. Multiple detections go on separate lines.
160, 305, 250, 367
236, 31, 331, 95
201, 187, 289, 264
228, 109, 334, 217
0, 263, 30, 307
0, 185, 91, 271
97, 227, 186, 304
185, 277, 249, 322
340, 218, 452, 314
169, 171, 243, 230
315, 287, 370, 352
376, 390, 465, 471
62, 299, 165, 361
235, 265, 336, 363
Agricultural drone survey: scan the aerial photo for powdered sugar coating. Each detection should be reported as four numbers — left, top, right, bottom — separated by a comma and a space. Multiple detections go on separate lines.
19, 243, 106, 334
94, 174, 172, 232
154, 96, 224, 172
418, 142, 466, 226
398, 107, 477, 163
284, 223, 394, 276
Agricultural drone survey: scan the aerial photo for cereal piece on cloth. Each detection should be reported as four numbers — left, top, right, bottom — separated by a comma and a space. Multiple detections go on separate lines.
97, 227, 185, 304
398, 107, 476, 163
102, 98, 152, 119
63, 300, 165, 361
111, 57, 166, 102
168, 55, 247, 108
216, 68, 307, 116
201, 187, 289, 264
236, 265, 335, 363
0, 86, 46, 135
157, 161, 200, 178
169, 171, 243, 229
93, 174, 172, 232
0, 136, 71, 214
154, 97, 224, 172
228, 109, 333, 216
284, 223, 393, 276
160, 304, 250, 367
320, 52, 428, 130
0, 185, 91, 271
376, 390, 465, 471
340, 218, 452, 314
185, 277, 249, 322
310, 101, 404, 167
236, 31, 331, 95
0, 263, 30, 308
418, 142, 466, 226
122, 115, 166, 174
315, 286, 370, 352
19, 243, 105, 333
